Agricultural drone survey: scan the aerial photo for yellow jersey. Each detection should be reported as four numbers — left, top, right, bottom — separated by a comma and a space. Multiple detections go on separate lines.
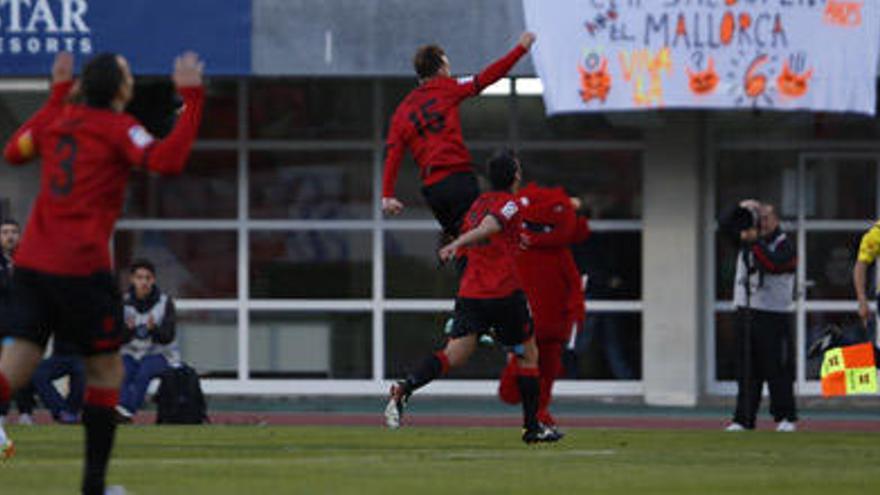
857, 220, 880, 264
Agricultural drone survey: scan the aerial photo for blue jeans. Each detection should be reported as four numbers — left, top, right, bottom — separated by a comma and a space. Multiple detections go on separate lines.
33, 355, 85, 417
120, 354, 170, 414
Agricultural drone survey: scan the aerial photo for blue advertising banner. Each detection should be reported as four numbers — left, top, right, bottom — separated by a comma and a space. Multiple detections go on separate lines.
0, 0, 251, 75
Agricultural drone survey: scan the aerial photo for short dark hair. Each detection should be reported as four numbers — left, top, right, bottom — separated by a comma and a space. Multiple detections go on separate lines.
413, 45, 446, 79
487, 149, 520, 191
130, 258, 156, 276
81, 53, 124, 108
0, 219, 19, 229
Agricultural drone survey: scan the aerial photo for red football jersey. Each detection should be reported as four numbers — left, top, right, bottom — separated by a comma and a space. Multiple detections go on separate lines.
382, 44, 528, 198
457, 190, 522, 299
3, 82, 205, 276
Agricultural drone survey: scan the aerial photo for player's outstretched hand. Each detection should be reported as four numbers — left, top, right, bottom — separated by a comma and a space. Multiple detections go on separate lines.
438, 243, 456, 264
382, 197, 405, 216
519, 32, 536, 50
173, 51, 204, 88
52, 52, 74, 83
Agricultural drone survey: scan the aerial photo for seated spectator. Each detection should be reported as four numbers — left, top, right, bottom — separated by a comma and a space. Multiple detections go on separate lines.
115, 259, 180, 422
33, 339, 86, 424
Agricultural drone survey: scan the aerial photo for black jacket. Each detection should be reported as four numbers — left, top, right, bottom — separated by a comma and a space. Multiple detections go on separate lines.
0, 253, 12, 304
123, 286, 177, 345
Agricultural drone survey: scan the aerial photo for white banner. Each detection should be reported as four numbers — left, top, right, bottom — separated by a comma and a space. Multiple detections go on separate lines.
523, 0, 880, 115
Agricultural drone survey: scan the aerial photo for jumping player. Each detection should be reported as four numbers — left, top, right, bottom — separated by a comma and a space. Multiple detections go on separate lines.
384, 149, 560, 444
0, 51, 204, 494
382, 33, 536, 240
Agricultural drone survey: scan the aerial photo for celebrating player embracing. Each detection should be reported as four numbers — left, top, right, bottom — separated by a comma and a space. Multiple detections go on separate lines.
385, 149, 560, 444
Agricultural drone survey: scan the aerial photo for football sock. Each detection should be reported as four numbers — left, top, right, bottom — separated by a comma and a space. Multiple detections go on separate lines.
0, 372, 10, 404
517, 368, 540, 431
405, 352, 449, 393
81, 387, 119, 495
498, 354, 521, 404
537, 341, 563, 420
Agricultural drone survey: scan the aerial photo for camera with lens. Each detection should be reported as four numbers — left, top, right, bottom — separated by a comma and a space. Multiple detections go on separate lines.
719, 201, 761, 243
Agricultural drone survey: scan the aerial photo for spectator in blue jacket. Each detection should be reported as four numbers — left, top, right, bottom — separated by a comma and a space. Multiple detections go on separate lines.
115, 259, 180, 422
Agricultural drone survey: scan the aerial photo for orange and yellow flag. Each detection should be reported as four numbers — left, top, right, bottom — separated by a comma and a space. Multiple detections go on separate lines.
821, 343, 878, 396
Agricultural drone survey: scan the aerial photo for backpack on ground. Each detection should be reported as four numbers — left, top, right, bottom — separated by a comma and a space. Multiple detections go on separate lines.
155, 364, 208, 424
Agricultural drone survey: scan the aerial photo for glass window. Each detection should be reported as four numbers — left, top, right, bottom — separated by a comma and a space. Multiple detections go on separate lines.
124, 151, 238, 219
710, 93, 880, 141
806, 232, 862, 300
249, 79, 374, 140
384, 149, 492, 222
803, 157, 877, 220
517, 95, 643, 141
805, 312, 866, 380
572, 232, 642, 301
176, 310, 237, 378
199, 80, 240, 140
711, 111, 819, 142
250, 230, 372, 299
249, 312, 372, 379
715, 151, 799, 218
249, 151, 373, 219
715, 312, 737, 381
459, 97, 510, 140
0, 91, 45, 222
114, 231, 237, 298
518, 150, 642, 219
565, 313, 641, 380
385, 312, 504, 379
385, 231, 457, 299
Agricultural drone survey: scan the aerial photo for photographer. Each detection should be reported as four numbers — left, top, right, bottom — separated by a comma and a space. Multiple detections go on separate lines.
720, 200, 798, 432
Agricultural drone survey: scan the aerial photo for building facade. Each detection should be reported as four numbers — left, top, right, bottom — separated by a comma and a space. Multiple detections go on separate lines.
1, 0, 879, 405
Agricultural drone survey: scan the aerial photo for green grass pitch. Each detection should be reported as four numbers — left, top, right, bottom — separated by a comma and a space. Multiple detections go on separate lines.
2, 425, 877, 494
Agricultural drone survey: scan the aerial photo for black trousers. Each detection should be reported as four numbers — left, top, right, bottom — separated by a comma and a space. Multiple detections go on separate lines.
421, 171, 480, 239
733, 309, 797, 428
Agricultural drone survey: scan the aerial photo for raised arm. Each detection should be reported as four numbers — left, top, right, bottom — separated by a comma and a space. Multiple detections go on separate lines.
3, 52, 75, 164
121, 52, 205, 175
455, 32, 535, 99
381, 115, 407, 215
438, 214, 503, 263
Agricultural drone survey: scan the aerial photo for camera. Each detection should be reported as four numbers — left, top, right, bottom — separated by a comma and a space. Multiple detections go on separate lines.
719, 201, 761, 240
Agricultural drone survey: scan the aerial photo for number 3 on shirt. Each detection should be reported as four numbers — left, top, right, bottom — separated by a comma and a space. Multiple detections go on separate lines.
51, 135, 77, 197
408, 98, 445, 137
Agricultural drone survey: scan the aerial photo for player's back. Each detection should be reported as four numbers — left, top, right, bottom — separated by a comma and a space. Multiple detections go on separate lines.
394, 77, 472, 169
458, 190, 521, 299
16, 105, 138, 276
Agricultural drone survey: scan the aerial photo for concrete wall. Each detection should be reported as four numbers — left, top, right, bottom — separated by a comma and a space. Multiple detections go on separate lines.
641, 115, 705, 406
253, 0, 534, 76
